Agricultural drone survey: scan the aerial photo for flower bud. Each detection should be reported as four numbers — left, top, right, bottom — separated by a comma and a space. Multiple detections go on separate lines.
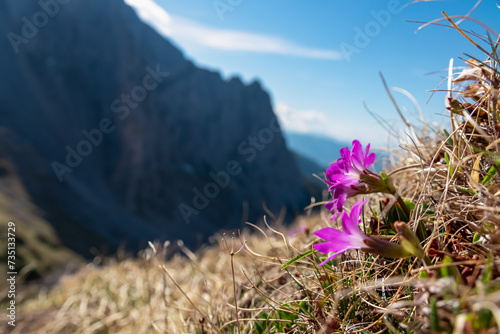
362, 235, 413, 259
394, 221, 425, 259
359, 171, 396, 195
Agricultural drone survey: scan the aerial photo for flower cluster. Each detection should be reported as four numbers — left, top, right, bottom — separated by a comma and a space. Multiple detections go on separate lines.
326, 140, 376, 189
313, 140, 424, 266
325, 140, 395, 220
325, 140, 376, 219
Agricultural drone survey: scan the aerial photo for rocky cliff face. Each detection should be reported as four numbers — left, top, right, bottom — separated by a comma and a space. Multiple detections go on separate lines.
0, 0, 309, 255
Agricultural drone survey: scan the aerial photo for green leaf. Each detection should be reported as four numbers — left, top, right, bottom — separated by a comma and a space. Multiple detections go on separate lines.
440, 256, 453, 278
456, 187, 476, 195
473, 232, 481, 243
255, 312, 269, 334
482, 255, 494, 292
443, 129, 454, 147
298, 301, 310, 314
430, 296, 440, 331
282, 249, 314, 269
445, 152, 455, 176
277, 304, 299, 322
479, 309, 493, 329
482, 165, 497, 185
444, 151, 450, 165
404, 200, 416, 210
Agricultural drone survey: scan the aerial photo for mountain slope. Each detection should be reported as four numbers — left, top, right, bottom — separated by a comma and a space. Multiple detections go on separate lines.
0, 0, 309, 256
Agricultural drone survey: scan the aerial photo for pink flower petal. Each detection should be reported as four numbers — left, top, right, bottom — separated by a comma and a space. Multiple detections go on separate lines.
314, 227, 350, 243
350, 140, 365, 170
313, 240, 351, 254
333, 188, 348, 211
339, 149, 353, 173
318, 249, 349, 266
340, 211, 356, 235
364, 143, 376, 168
341, 199, 368, 236
349, 198, 369, 221
365, 152, 376, 168
324, 201, 336, 211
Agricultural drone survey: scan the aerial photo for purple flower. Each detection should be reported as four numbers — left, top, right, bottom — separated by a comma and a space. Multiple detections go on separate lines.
324, 140, 384, 219
314, 199, 413, 266
325, 185, 359, 220
314, 199, 369, 265
326, 140, 376, 189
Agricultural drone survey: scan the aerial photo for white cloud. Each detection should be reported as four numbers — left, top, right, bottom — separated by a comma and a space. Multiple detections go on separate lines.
274, 102, 390, 146
124, 0, 342, 60
168, 17, 343, 60
124, 0, 172, 37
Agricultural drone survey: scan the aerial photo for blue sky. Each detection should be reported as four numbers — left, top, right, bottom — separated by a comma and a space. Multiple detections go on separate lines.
125, 0, 499, 146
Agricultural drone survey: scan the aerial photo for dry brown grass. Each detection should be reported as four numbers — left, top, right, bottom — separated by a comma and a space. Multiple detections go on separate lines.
2, 215, 328, 333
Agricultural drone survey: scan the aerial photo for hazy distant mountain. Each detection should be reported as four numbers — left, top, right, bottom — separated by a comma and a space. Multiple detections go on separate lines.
283, 132, 348, 168
284, 132, 392, 173
0, 0, 309, 256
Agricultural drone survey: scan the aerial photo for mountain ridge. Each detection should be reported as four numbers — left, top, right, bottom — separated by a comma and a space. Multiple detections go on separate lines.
0, 0, 310, 256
